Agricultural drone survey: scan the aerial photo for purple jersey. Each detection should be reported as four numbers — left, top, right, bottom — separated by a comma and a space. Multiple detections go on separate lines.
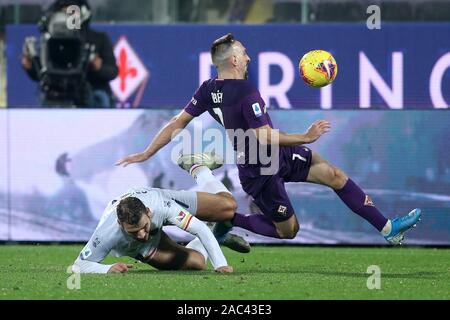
185, 79, 313, 223
184, 79, 274, 177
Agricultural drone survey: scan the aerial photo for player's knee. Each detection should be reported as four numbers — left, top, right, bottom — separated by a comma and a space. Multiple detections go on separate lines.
192, 258, 206, 271
214, 192, 237, 220
293, 220, 300, 235
187, 251, 207, 270
330, 166, 348, 189
228, 197, 238, 213
278, 230, 297, 239
222, 197, 238, 220
277, 221, 300, 239
194, 256, 207, 270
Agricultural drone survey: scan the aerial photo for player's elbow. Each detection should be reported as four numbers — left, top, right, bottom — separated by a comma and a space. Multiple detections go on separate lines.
256, 136, 270, 146
172, 111, 193, 128
170, 114, 184, 126
167, 114, 180, 127
255, 131, 270, 145
255, 127, 276, 146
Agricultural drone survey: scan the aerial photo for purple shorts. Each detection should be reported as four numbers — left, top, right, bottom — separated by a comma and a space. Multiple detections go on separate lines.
239, 145, 312, 222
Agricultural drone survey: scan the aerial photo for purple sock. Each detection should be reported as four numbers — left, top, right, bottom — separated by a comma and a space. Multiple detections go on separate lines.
232, 213, 281, 238
335, 179, 388, 231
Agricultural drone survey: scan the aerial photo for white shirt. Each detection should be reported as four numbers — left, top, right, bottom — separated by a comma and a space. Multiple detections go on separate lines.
72, 187, 227, 273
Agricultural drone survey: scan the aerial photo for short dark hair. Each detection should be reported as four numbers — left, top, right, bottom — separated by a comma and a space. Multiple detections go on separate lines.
210, 33, 235, 62
117, 197, 146, 225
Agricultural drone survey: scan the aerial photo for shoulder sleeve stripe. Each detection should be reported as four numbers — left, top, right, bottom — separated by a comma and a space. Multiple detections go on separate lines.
183, 215, 194, 230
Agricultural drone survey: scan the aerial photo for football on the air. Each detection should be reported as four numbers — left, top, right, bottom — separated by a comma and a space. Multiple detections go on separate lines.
299, 50, 338, 88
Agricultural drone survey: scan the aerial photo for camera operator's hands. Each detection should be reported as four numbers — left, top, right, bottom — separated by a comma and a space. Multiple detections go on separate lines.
21, 37, 37, 71
90, 55, 103, 71
21, 55, 32, 70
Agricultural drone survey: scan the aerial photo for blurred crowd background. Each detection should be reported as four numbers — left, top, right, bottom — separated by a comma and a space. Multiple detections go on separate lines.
1, 0, 450, 26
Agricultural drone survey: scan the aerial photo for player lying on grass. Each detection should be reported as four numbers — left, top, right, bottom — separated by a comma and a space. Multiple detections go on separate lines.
72, 185, 249, 274
116, 33, 422, 246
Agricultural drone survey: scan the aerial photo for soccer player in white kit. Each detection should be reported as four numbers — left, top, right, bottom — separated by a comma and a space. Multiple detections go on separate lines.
73, 185, 236, 274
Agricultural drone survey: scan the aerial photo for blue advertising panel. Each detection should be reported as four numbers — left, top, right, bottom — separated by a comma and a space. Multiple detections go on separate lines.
0, 112, 8, 240
6, 23, 450, 109
1, 109, 449, 244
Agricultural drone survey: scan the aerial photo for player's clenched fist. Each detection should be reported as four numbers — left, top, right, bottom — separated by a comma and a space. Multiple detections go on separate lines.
115, 152, 150, 167
304, 119, 331, 143
108, 263, 134, 273
215, 266, 234, 273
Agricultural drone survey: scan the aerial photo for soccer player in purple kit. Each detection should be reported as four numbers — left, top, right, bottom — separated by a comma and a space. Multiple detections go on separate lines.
116, 33, 422, 246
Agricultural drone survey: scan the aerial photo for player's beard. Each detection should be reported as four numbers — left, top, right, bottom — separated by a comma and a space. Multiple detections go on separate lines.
137, 235, 148, 243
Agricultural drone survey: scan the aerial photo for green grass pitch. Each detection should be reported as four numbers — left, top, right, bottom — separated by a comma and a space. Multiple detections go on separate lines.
0, 245, 449, 300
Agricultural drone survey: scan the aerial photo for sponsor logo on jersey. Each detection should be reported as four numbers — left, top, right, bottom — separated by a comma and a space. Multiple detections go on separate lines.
277, 205, 287, 215
191, 97, 197, 106
93, 237, 100, 248
364, 195, 375, 207
252, 103, 262, 117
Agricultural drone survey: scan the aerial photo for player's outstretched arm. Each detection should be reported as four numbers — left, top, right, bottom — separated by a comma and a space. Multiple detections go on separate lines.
165, 207, 232, 273
254, 120, 331, 146
73, 234, 117, 274
73, 258, 133, 274
73, 257, 114, 274
115, 110, 194, 167
215, 266, 234, 273
186, 218, 233, 273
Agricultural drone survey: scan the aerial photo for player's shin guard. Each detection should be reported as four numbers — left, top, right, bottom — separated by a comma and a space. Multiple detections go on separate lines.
232, 213, 281, 238
334, 179, 388, 231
